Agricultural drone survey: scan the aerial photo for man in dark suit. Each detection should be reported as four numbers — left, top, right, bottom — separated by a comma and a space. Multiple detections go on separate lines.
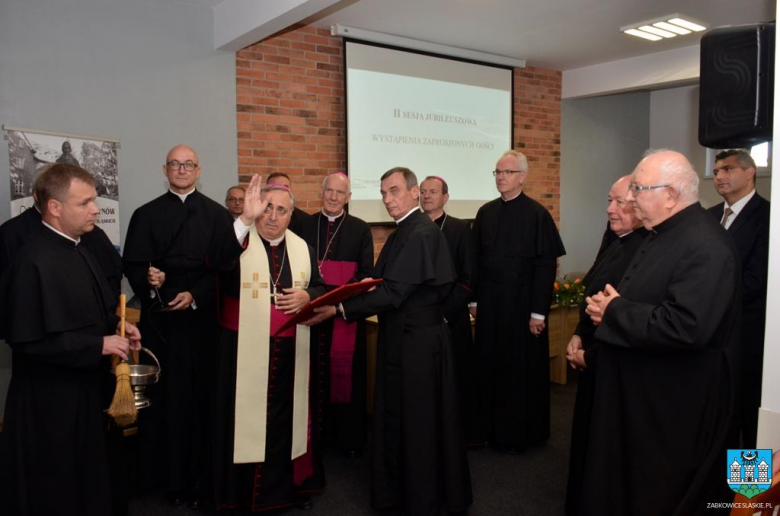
709, 148, 770, 448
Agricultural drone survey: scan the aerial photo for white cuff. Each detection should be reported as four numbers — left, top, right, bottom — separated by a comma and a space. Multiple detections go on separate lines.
531, 312, 545, 321
234, 217, 252, 242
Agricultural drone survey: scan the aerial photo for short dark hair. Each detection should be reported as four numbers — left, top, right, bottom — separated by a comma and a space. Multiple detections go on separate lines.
422, 175, 449, 195
267, 172, 291, 184
381, 167, 417, 189
225, 185, 245, 201
34, 163, 95, 215
715, 149, 757, 171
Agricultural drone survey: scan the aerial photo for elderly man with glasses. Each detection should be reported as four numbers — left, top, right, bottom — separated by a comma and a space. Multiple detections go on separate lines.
224, 185, 246, 219
123, 144, 234, 509
581, 149, 741, 515
471, 149, 565, 454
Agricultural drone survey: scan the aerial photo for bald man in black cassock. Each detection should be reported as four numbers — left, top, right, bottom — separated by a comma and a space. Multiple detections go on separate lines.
583, 151, 740, 515
318, 168, 471, 516
123, 145, 233, 507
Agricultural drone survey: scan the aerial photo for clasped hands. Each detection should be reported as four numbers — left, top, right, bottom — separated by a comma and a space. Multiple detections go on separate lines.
566, 335, 587, 370
584, 283, 620, 325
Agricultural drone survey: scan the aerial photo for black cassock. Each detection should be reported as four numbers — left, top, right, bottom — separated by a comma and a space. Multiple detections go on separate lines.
342, 209, 472, 516
209, 230, 326, 512
123, 190, 234, 492
0, 211, 128, 515
0, 206, 123, 303
0, 227, 118, 516
582, 204, 740, 516
564, 228, 647, 516
472, 193, 565, 448
288, 206, 312, 236
433, 212, 481, 445
299, 212, 373, 457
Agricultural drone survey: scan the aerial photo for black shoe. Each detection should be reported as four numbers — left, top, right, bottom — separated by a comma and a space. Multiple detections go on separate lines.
188, 482, 202, 510
167, 491, 185, 506
344, 448, 362, 459
294, 495, 313, 510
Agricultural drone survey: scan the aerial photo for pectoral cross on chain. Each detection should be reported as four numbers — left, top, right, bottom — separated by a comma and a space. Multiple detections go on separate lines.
242, 272, 269, 300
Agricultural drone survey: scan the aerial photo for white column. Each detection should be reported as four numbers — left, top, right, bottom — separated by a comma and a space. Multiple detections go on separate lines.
756, 1, 780, 450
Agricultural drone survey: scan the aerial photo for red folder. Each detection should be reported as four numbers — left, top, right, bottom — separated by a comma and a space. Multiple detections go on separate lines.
273, 279, 383, 336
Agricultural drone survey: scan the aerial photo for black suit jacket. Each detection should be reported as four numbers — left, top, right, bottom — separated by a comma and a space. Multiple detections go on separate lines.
709, 193, 770, 356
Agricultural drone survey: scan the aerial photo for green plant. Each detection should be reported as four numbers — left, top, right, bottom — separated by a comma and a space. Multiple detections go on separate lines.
553, 275, 585, 308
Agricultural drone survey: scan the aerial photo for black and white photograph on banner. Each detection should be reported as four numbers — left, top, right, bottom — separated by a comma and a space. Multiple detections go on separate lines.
5, 127, 121, 249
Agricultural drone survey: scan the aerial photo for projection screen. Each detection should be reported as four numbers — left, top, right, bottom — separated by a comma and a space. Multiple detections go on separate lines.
345, 40, 513, 223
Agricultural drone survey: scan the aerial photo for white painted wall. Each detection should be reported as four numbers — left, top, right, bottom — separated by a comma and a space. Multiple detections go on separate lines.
0, 0, 238, 416
560, 91, 650, 274
562, 45, 699, 100
756, 0, 780, 453
0, 0, 238, 238
649, 85, 772, 207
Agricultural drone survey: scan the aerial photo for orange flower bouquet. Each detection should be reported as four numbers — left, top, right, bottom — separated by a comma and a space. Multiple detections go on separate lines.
553, 275, 585, 308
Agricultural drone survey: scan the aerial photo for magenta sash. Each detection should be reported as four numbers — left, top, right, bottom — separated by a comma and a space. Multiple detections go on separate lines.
219, 295, 296, 338
319, 260, 358, 403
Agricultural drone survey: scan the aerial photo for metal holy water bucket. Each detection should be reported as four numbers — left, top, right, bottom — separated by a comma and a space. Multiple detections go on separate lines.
128, 347, 161, 409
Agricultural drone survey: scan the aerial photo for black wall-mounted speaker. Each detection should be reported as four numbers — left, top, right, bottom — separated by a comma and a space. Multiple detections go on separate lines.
698, 22, 775, 149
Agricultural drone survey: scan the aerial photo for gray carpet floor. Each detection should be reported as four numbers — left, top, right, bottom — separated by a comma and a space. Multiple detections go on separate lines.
129, 377, 578, 516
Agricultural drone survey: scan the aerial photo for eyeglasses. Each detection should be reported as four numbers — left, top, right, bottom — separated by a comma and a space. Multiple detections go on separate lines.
166, 160, 199, 171
629, 182, 670, 194
492, 169, 524, 177
263, 205, 289, 217
227, 197, 245, 203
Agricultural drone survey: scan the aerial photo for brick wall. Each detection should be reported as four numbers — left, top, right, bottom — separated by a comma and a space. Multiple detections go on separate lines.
236, 26, 562, 259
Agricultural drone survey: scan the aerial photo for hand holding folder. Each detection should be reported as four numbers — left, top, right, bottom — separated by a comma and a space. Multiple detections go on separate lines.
273, 278, 383, 336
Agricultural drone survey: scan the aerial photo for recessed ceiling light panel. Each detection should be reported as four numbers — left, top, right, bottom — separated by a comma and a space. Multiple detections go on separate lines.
623, 29, 662, 41
639, 25, 676, 38
653, 21, 692, 35
622, 14, 706, 42
668, 18, 707, 32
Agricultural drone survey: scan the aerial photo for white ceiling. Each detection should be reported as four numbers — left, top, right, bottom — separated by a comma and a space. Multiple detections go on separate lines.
181, 0, 775, 70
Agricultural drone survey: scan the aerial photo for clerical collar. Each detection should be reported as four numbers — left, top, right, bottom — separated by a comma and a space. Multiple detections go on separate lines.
724, 189, 755, 216
652, 202, 700, 234
501, 190, 522, 203
321, 209, 344, 222
42, 220, 80, 245
433, 212, 447, 228
169, 187, 196, 202
395, 207, 420, 224
261, 234, 285, 246
617, 229, 634, 239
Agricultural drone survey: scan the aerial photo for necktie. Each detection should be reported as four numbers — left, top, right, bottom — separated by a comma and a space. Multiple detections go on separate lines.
720, 207, 733, 228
